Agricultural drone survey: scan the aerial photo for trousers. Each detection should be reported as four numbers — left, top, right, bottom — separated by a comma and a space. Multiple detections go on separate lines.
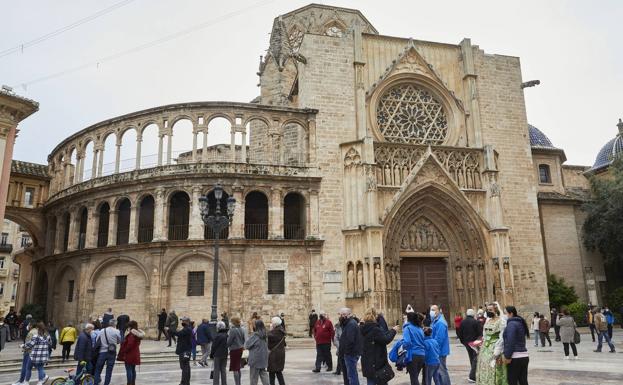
425, 363, 441, 385
344, 355, 360, 385
315, 343, 332, 370
406, 355, 425, 385
212, 356, 228, 385
506, 357, 529, 385
178, 355, 191, 385
596, 331, 615, 352
438, 355, 451, 385
249, 368, 269, 385
269, 371, 285, 385
563, 342, 577, 356
95, 351, 116, 385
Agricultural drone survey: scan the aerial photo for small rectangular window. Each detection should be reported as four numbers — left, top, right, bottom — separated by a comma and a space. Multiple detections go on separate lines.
187, 271, 205, 296
0, 283, 4, 296
267, 270, 285, 294
67, 280, 74, 302
1, 232, 8, 245
114, 275, 127, 299
0, 257, 5, 269
538, 164, 552, 184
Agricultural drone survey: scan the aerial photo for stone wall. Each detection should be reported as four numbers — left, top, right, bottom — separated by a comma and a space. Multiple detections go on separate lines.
475, 51, 550, 315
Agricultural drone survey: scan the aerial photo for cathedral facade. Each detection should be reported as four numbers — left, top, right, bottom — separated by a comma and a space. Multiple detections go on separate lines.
6, 4, 608, 335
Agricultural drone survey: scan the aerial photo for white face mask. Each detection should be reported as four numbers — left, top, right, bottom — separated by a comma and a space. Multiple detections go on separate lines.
430, 310, 436, 319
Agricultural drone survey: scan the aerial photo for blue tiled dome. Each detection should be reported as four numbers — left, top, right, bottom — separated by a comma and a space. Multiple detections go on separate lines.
591, 119, 623, 171
528, 124, 555, 148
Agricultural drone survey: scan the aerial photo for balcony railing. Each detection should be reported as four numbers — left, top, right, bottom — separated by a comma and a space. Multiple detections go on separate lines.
0, 243, 12, 253
284, 224, 305, 240
245, 224, 268, 240
168, 224, 189, 241
138, 227, 154, 243
97, 232, 108, 247
204, 226, 229, 240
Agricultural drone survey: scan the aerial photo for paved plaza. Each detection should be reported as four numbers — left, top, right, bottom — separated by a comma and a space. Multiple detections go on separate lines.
0, 329, 621, 385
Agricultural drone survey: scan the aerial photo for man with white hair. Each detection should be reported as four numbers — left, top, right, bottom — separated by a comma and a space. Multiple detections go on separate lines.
457, 309, 482, 383
337, 308, 362, 385
74, 323, 95, 374
94, 318, 121, 385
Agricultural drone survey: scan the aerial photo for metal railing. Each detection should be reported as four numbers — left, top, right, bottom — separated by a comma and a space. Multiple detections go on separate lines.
138, 227, 154, 243
284, 224, 305, 240
168, 224, 189, 240
245, 224, 268, 240
116, 230, 130, 245
204, 226, 229, 240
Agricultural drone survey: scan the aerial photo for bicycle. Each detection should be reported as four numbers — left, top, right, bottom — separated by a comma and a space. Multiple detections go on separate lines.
50, 361, 95, 385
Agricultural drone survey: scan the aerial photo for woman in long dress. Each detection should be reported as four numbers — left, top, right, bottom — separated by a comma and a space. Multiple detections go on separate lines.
476, 304, 508, 385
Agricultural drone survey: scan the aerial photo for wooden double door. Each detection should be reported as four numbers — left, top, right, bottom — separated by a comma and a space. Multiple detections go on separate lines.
400, 257, 449, 315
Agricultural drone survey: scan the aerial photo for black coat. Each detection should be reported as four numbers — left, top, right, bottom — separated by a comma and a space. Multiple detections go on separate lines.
268, 326, 287, 372
309, 313, 318, 328
360, 321, 396, 378
210, 330, 228, 359
157, 312, 167, 328
74, 331, 94, 362
174, 326, 192, 355
457, 316, 482, 345
339, 317, 363, 357
117, 314, 130, 331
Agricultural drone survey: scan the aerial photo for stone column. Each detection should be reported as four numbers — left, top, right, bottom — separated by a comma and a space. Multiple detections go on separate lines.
135, 133, 142, 170
192, 131, 198, 162
75, 152, 85, 182
230, 128, 236, 162
114, 142, 121, 173
54, 213, 65, 254
269, 187, 283, 239
230, 185, 244, 239
91, 146, 99, 178
107, 210, 118, 246
67, 209, 78, 251
166, 133, 173, 165
202, 129, 208, 162
189, 186, 203, 240
308, 116, 317, 164
97, 146, 104, 177
153, 188, 166, 241
129, 205, 138, 244
240, 130, 247, 163
157, 134, 164, 166
86, 204, 98, 248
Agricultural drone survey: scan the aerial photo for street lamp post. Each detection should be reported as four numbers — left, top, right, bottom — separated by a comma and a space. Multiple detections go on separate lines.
198, 183, 236, 323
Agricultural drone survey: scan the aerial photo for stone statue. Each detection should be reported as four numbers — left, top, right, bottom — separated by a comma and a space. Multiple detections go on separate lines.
494, 263, 502, 289
454, 266, 464, 290
478, 264, 486, 289
503, 261, 512, 289
357, 265, 364, 292
374, 263, 382, 291
347, 265, 355, 292
467, 265, 475, 290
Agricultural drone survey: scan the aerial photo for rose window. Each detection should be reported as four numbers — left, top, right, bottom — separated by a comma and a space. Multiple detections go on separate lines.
376, 83, 448, 145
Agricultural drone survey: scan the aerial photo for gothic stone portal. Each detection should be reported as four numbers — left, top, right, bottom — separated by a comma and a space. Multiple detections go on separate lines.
384, 184, 491, 325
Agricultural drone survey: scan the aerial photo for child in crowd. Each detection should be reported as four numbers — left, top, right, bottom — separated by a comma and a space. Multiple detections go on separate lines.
423, 327, 441, 385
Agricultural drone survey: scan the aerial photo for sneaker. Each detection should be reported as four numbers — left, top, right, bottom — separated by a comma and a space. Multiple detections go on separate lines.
37, 375, 49, 385
573, 355, 579, 360
593, 350, 602, 352
467, 379, 476, 383
563, 356, 569, 360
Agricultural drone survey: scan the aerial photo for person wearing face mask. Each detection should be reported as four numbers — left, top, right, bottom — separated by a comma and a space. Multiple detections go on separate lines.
312, 311, 335, 373
502, 306, 530, 385
476, 304, 508, 385
337, 308, 362, 385
429, 305, 451, 385
173, 316, 193, 385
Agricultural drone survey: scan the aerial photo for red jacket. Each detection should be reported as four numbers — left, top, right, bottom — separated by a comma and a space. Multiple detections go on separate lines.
313, 318, 335, 345
117, 329, 145, 365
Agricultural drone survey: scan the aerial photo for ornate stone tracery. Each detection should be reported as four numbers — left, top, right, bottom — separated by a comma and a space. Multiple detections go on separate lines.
377, 83, 448, 145
399, 217, 449, 252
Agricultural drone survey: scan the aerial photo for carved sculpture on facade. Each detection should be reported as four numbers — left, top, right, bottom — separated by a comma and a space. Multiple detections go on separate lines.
347, 263, 355, 292
503, 259, 512, 291
454, 266, 464, 290
374, 263, 382, 291
400, 218, 448, 252
467, 264, 475, 290
356, 262, 364, 292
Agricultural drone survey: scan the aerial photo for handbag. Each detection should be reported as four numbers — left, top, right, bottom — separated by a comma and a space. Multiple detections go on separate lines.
240, 349, 249, 368
103, 329, 116, 354
573, 330, 581, 344
375, 364, 395, 382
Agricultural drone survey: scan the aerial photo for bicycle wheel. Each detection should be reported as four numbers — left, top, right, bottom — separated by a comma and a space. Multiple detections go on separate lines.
80, 374, 95, 385
50, 378, 67, 385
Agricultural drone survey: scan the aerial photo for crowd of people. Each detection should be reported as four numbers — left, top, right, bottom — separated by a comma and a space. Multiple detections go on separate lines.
0, 302, 619, 385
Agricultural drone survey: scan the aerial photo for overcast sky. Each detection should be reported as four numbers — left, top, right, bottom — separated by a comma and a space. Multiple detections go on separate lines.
2, 0, 622, 167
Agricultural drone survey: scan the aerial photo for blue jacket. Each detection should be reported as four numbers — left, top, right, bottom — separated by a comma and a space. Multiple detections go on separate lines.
431, 314, 450, 357
423, 336, 440, 365
402, 322, 426, 358
604, 311, 615, 325
73, 331, 93, 362
338, 317, 362, 357
503, 317, 528, 359
196, 322, 212, 345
